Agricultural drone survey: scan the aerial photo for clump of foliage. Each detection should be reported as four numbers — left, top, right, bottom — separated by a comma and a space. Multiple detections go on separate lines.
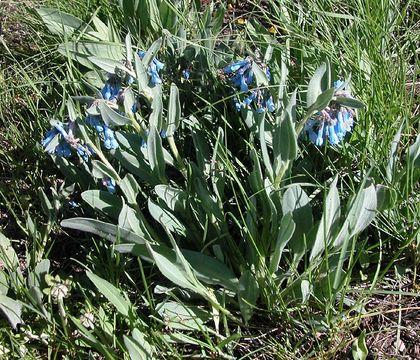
0, 0, 418, 358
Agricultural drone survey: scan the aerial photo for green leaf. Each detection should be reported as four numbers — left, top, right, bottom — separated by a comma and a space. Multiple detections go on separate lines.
145, 243, 196, 291
119, 174, 140, 207
167, 83, 181, 136
0, 272, 8, 296
58, 42, 123, 69
273, 89, 297, 174
82, 190, 123, 220
409, 133, 420, 169
0, 233, 18, 271
114, 244, 151, 262
386, 122, 404, 182
89, 57, 134, 76
333, 180, 377, 249
99, 101, 131, 126
352, 330, 368, 360
61, 218, 146, 244
156, 301, 211, 331
251, 62, 269, 87
118, 204, 148, 238
142, 38, 163, 68
148, 199, 186, 236
28, 259, 50, 289
134, 52, 151, 96
36, 6, 93, 36
159, 1, 178, 31
138, 0, 162, 32
310, 176, 340, 261
306, 87, 335, 117
238, 270, 259, 323
67, 97, 77, 122
147, 126, 166, 182
375, 185, 396, 211
124, 330, 154, 360
125, 33, 133, 64
91, 159, 119, 182
0, 295, 23, 329
113, 148, 159, 186
155, 185, 187, 212
87, 272, 131, 317
269, 213, 295, 273
92, 16, 109, 40
333, 180, 377, 289
300, 279, 312, 304
123, 87, 136, 116
149, 87, 163, 129
334, 96, 365, 109
306, 62, 330, 108
38, 188, 54, 219
182, 250, 239, 291
281, 185, 313, 260
258, 113, 273, 179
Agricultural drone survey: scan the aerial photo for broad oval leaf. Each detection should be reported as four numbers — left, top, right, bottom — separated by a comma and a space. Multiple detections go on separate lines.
99, 101, 131, 126
82, 190, 123, 220
0, 294, 23, 329
87, 272, 130, 316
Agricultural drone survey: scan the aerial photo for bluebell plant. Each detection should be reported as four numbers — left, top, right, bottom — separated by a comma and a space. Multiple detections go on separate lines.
42, 121, 94, 161
304, 80, 355, 146
220, 57, 275, 113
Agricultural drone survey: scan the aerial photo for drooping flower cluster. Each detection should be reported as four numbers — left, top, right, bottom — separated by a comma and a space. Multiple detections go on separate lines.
138, 51, 165, 86
86, 115, 118, 150
304, 80, 355, 146
220, 57, 275, 113
101, 75, 122, 102
102, 177, 116, 194
42, 121, 94, 162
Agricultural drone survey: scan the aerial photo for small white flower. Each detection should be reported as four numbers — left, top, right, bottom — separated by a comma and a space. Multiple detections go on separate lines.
0, 345, 10, 356
19, 344, 27, 356
80, 311, 95, 329
51, 283, 69, 301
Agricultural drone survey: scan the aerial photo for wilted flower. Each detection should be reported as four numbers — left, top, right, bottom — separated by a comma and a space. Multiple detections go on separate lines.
304, 80, 355, 146
138, 51, 164, 86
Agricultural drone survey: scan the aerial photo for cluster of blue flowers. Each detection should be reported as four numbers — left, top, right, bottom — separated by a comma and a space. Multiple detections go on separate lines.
102, 178, 116, 194
86, 115, 119, 150
42, 121, 94, 162
101, 76, 122, 101
182, 68, 190, 80
42, 52, 170, 194
304, 80, 355, 146
221, 57, 275, 113
138, 51, 164, 86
